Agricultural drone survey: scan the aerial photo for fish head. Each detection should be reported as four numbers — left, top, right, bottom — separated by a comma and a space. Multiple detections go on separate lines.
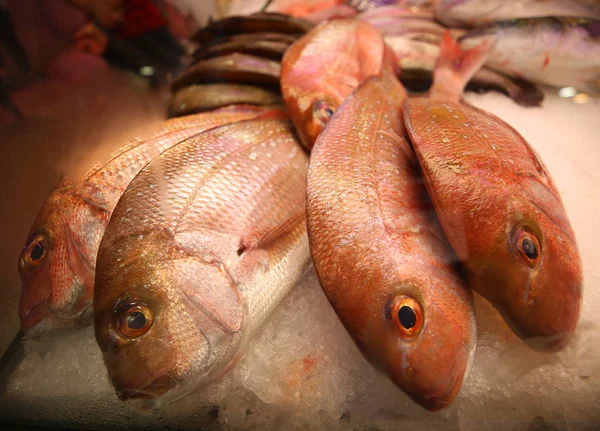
18, 178, 99, 337
358, 269, 476, 411
474, 186, 583, 349
94, 231, 244, 406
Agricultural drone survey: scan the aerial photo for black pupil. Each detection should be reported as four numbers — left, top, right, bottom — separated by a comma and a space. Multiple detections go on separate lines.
323, 107, 334, 117
30, 243, 44, 261
522, 238, 538, 260
127, 311, 146, 330
399, 305, 417, 329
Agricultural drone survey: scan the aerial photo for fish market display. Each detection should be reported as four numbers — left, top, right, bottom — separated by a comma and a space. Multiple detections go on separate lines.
18, 106, 273, 337
306, 68, 476, 411
281, 18, 396, 149
459, 17, 600, 94
93, 115, 310, 404
403, 33, 583, 346
434, 0, 600, 27
169, 84, 282, 117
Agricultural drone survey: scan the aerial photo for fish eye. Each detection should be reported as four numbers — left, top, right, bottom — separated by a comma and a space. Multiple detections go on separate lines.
390, 295, 423, 339
514, 229, 541, 266
23, 234, 47, 266
313, 100, 336, 124
114, 302, 154, 339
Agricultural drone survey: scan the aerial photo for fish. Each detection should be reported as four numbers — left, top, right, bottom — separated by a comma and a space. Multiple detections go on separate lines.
306, 68, 476, 411
385, 36, 544, 106
168, 84, 282, 117
281, 18, 397, 150
434, 0, 600, 27
403, 32, 583, 348
18, 106, 274, 337
192, 38, 291, 61
171, 53, 282, 92
191, 12, 314, 43
459, 17, 600, 94
93, 115, 310, 405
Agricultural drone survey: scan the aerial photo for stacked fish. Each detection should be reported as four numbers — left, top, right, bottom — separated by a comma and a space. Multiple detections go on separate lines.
167, 12, 313, 117
17, 4, 586, 415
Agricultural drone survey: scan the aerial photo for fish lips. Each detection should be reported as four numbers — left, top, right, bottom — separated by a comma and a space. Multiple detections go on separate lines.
116, 372, 179, 403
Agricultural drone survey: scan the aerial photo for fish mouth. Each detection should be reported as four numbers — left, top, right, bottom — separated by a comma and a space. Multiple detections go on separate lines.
117, 373, 179, 402
19, 299, 49, 330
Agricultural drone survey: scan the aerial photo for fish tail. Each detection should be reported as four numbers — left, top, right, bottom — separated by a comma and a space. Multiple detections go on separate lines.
431, 31, 494, 102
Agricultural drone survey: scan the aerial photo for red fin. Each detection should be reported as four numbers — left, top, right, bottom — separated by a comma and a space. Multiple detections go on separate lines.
237, 210, 305, 255
431, 31, 494, 101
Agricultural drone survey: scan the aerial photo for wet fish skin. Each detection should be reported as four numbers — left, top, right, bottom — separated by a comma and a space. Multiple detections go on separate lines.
403, 33, 583, 347
385, 36, 544, 106
18, 106, 273, 337
168, 84, 282, 117
94, 117, 310, 405
192, 39, 291, 62
171, 53, 281, 92
281, 18, 396, 150
434, 0, 600, 27
307, 69, 476, 411
459, 17, 600, 94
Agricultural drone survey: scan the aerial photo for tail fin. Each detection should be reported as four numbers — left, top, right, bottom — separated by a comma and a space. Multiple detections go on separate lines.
430, 31, 494, 102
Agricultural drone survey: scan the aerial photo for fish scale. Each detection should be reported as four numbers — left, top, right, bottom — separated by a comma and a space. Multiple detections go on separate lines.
94, 117, 310, 405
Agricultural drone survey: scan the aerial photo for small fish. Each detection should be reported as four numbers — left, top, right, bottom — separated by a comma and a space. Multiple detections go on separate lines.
168, 84, 282, 117
18, 106, 273, 337
385, 36, 544, 106
306, 69, 476, 411
434, 0, 600, 27
94, 116, 310, 405
192, 38, 291, 62
171, 53, 281, 92
281, 18, 397, 150
191, 12, 314, 43
459, 17, 600, 94
403, 32, 583, 348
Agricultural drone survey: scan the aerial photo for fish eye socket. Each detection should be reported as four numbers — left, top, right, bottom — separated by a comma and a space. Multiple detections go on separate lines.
515, 229, 541, 266
23, 235, 47, 266
390, 295, 423, 339
114, 302, 153, 339
313, 100, 336, 124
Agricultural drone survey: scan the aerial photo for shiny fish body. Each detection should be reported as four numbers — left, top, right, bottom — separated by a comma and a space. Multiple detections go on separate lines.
434, 0, 600, 27
18, 106, 272, 337
94, 117, 310, 405
307, 70, 476, 411
459, 17, 600, 94
281, 18, 396, 150
403, 34, 583, 347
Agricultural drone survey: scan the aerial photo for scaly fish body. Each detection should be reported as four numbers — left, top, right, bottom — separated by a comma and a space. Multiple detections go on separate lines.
307, 69, 476, 411
281, 18, 396, 150
94, 117, 310, 405
18, 106, 273, 337
459, 17, 600, 94
434, 0, 600, 27
403, 33, 583, 347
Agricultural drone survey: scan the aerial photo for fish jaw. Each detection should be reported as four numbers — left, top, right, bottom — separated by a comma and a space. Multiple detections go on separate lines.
94, 229, 244, 404
403, 98, 583, 348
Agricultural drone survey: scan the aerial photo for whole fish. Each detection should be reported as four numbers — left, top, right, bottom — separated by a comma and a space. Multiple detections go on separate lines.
18, 106, 273, 337
403, 33, 583, 347
385, 36, 544, 106
171, 53, 282, 92
434, 0, 600, 27
306, 69, 476, 411
459, 17, 600, 94
191, 12, 314, 43
168, 84, 282, 117
281, 18, 396, 150
93, 115, 309, 404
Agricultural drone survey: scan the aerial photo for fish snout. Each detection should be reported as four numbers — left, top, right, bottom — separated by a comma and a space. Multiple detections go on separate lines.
19, 294, 50, 330
116, 373, 178, 402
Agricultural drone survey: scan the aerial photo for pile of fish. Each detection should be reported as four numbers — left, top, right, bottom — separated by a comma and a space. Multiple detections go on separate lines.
17, 0, 590, 416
